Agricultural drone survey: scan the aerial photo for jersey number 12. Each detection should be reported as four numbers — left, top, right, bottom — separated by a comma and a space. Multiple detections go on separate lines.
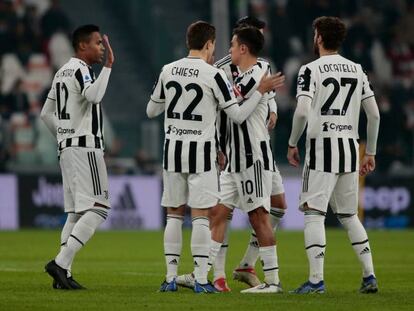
56, 82, 70, 120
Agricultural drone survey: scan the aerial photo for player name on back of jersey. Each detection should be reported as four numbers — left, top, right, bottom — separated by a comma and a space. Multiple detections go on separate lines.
171, 66, 199, 78
318, 63, 357, 74
57, 68, 75, 78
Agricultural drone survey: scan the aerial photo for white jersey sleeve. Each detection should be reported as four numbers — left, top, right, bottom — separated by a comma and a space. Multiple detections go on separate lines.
150, 67, 166, 104
361, 67, 375, 101
296, 65, 316, 101
75, 65, 95, 96
212, 70, 237, 109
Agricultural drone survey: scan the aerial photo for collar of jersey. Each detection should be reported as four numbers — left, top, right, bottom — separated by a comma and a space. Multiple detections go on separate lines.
71, 57, 92, 68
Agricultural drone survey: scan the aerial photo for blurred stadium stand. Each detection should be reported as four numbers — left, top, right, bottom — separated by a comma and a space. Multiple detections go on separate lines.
0, 0, 413, 176
0, 0, 413, 230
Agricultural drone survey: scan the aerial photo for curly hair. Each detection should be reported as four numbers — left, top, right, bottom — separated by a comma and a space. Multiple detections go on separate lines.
313, 16, 347, 51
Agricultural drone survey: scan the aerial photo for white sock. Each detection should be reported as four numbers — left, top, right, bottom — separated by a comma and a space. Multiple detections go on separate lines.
239, 232, 259, 268
164, 215, 183, 282
59, 213, 81, 276
213, 217, 231, 281
259, 245, 279, 285
304, 212, 326, 284
338, 214, 375, 278
208, 240, 222, 272
191, 217, 210, 284
238, 207, 285, 269
55, 209, 107, 270
269, 207, 285, 231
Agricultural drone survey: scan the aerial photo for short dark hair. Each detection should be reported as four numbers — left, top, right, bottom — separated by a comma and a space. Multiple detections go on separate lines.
313, 16, 347, 51
235, 16, 266, 29
233, 26, 264, 56
186, 21, 215, 50
72, 24, 100, 51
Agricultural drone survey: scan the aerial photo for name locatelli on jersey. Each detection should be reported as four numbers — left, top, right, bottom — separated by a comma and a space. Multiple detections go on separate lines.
296, 54, 375, 173
318, 63, 358, 74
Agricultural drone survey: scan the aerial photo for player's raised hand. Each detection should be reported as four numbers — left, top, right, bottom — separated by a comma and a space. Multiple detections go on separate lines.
359, 154, 376, 176
267, 112, 277, 131
287, 146, 300, 167
257, 72, 285, 94
102, 34, 114, 68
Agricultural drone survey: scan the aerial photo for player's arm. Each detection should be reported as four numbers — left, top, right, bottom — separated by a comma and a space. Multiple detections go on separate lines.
81, 67, 111, 104
40, 86, 57, 137
267, 96, 278, 130
288, 95, 311, 147
147, 69, 165, 118
287, 95, 311, 166
359, 67, 380, 176
287, 65, 315, 167
362, 96, 380, 156
220, 73, 284, 124
360, 96, 380, 176
80, 35, 114, 104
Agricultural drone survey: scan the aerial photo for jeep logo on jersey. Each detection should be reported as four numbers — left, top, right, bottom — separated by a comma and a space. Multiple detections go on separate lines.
166, 125, 202, 136
322, 122, 353, 132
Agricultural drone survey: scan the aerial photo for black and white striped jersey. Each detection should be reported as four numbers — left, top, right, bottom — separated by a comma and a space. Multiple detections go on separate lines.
296, 54, 375, 173
214, 55, 276, 173
151, 57, 236, 173
214, 55, 275, 98
47, 57, 104, 151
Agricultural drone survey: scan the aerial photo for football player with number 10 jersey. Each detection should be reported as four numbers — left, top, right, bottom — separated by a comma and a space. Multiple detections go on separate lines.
147, 21, 281, 293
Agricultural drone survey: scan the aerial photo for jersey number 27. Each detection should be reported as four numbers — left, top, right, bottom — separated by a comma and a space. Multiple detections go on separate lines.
321, 77, 357, 116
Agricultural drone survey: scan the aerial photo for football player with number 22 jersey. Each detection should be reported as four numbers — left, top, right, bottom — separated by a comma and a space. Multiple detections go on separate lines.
147, 21, 280, 293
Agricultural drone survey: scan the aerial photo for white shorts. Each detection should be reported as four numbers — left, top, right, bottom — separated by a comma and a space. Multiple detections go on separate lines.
299, 166, 358, 215
60, 147, 110, 213
220, 161, 272, 213
271, 165, 285, 196
161, 168, 220, 209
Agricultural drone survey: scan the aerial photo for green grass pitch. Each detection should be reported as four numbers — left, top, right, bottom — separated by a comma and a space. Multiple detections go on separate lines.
0, 229, 413, 311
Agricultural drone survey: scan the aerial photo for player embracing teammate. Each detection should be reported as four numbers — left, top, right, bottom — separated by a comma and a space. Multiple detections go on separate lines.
149, 15, 380, 295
